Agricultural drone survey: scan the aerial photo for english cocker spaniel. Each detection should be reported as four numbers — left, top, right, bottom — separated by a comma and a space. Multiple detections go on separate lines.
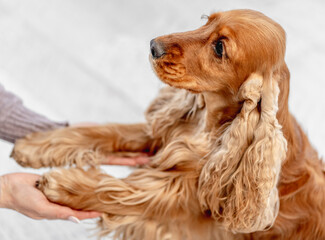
11, 9, 325, 240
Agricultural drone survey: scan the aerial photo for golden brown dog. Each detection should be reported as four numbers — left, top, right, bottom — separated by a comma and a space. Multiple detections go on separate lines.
11, 9, 325, 240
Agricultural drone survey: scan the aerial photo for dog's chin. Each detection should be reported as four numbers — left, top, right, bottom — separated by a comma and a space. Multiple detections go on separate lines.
150, 57, 201, 93
157, 74, 202, 93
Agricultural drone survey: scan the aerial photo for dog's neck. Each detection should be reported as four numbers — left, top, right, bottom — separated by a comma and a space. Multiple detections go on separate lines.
202, 91, 240, 135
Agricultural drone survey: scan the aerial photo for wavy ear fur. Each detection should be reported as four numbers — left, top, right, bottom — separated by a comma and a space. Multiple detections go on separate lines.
198, 72, 287, 233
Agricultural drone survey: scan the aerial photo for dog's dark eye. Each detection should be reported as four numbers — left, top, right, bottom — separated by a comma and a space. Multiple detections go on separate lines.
214, 40, 224, 57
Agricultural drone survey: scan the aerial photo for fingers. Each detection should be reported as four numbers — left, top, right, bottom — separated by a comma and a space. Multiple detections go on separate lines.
102, 155, 150, 166
71, 210, 102, 220
42, 201, 101, 221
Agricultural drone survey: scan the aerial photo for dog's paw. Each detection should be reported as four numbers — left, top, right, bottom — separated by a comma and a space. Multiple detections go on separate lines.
36, 170, 68, 204
11, 136, 46, 168
36, 168, 101, 208
11, 130, 102, 168
36, 170, 62, 202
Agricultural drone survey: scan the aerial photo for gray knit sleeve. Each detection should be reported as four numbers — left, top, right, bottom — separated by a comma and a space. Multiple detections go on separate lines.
0, 84, 68, 143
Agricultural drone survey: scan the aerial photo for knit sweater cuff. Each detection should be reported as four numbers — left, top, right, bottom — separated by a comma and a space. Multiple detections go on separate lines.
0, 102, 68, 143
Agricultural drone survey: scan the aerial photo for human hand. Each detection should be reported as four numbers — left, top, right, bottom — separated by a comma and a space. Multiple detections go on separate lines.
102, 153, 150, 166
0, 173, 101, 222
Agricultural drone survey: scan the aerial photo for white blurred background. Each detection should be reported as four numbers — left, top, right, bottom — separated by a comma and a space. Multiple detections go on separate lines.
0, 0, 324, 239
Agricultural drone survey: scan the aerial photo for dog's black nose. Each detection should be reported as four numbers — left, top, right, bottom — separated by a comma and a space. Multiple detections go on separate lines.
150, 39, 165, 59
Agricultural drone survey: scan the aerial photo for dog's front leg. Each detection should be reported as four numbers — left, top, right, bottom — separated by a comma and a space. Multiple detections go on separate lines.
36, 166, 199, 240
11, 123, 156, 168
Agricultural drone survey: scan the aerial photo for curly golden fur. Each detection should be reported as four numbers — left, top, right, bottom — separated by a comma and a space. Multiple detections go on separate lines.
11, 9, 325, 240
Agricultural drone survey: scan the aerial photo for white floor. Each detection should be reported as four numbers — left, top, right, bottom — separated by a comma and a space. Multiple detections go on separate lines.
0, 0, 324, 239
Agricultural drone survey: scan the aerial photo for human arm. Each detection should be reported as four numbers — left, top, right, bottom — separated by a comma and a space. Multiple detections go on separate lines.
0, 84, 68, 143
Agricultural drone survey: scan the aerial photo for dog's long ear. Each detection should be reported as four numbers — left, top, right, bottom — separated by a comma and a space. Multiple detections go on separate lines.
198, 72, 287, 233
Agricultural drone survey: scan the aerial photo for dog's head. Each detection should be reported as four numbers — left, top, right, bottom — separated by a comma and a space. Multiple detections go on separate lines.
151, 9, 289, 233
150, 9, 286, 94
